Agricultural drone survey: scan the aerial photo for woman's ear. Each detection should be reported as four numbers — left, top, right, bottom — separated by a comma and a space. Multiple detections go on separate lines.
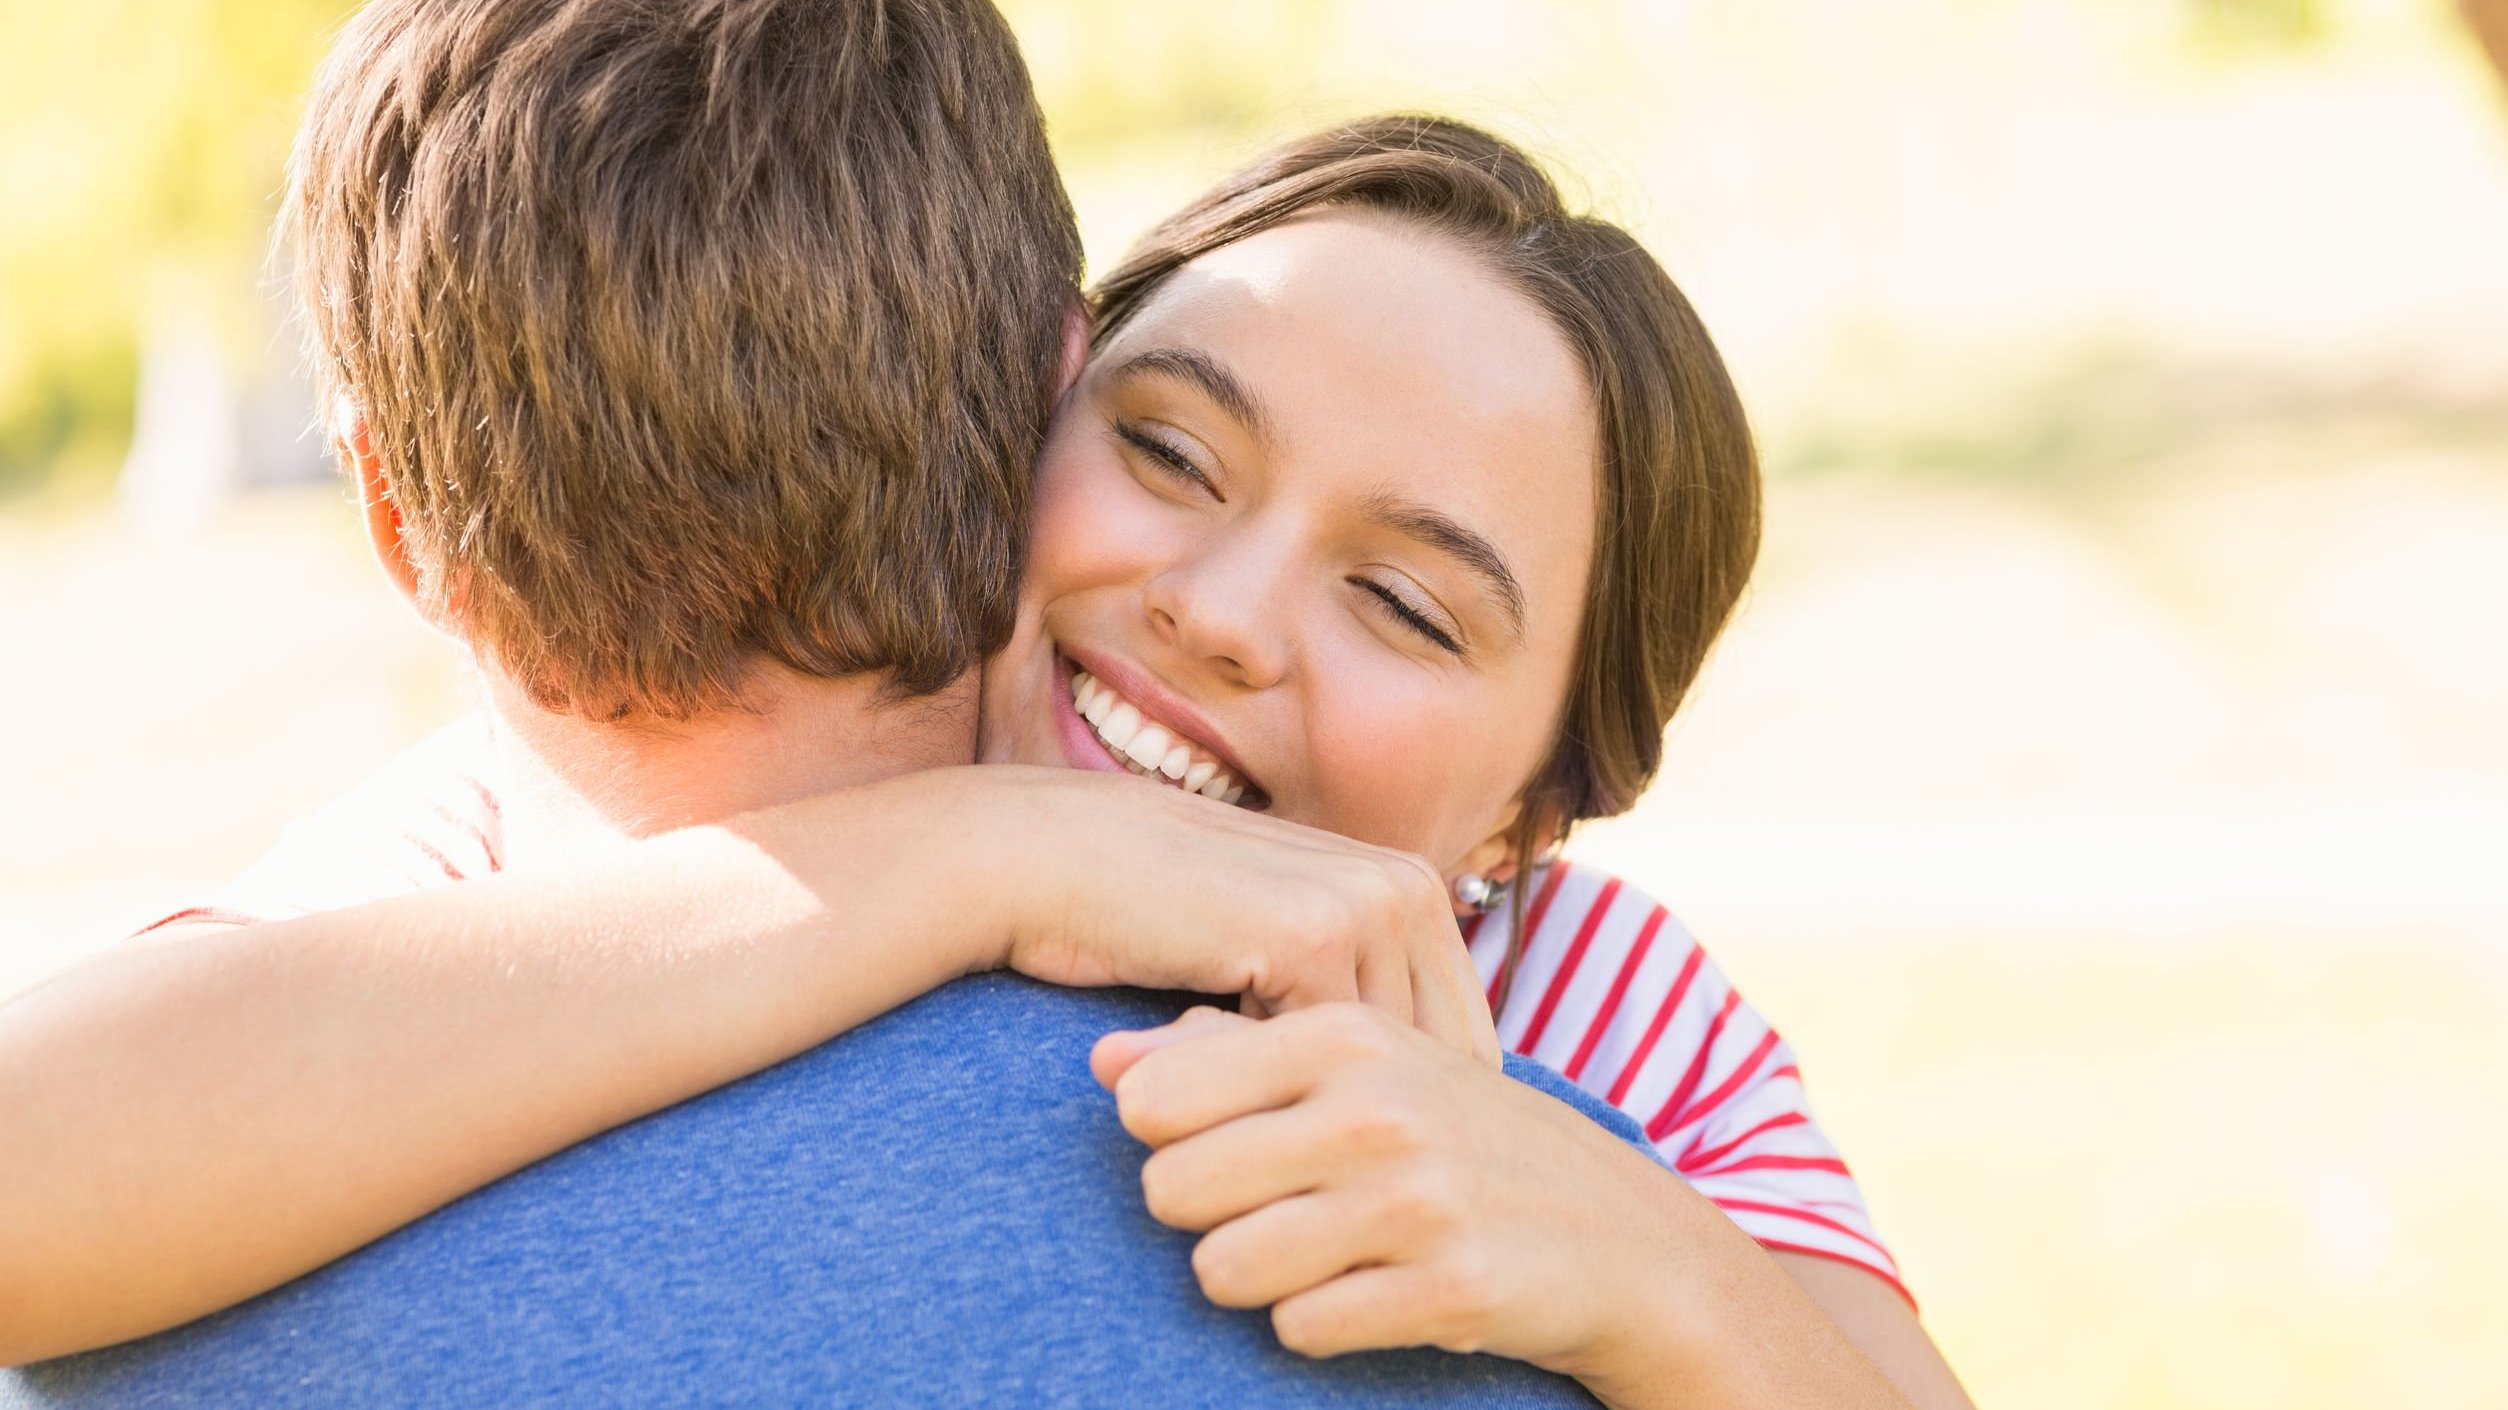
1449, 826, 1518, 894
1448, 799, 1565, 910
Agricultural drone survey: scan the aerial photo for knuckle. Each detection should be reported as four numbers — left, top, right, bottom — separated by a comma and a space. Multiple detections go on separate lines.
1236, 950, 1277, 999
1271, 1302, 1334, 1358
1432, 1248, 1502, 1338
1383, 1162, 1463, 1234
1113, 1070, 1171, 1142
1337, 1095, 1425, 1158
1371, 867, 1420, 924
1313, 1002, 1392, 1057
1267, 899, 1343, 966
1189, 1236, 1254, 1307
1378, 849, 1441, 901
1137, 1152, 1190, 1226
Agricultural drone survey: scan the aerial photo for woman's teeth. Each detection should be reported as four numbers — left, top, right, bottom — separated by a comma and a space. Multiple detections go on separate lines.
1071, 670, 1248, 805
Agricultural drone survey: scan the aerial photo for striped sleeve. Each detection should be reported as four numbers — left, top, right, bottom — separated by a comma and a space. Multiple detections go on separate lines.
1469, 862, 1910, 1306
132, 716, 506, 937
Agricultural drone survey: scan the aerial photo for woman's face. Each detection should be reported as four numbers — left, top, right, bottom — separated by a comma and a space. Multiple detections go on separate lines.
978, 210, 1599, 874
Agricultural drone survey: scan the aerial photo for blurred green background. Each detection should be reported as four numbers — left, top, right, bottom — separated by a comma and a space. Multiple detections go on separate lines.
4, 2, 2506, 1406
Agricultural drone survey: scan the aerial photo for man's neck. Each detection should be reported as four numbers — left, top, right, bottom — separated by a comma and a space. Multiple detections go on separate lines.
477, 661, 978, 870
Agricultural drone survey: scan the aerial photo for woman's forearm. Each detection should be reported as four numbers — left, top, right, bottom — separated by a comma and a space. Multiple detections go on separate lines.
1765, 1254, 1974, 1410
1571, 1185, 1920, 1410
0, 767, 1012, 1364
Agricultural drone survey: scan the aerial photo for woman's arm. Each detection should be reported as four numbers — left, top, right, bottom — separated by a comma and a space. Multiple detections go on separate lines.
1769, 1254, 1973, 1410
1092, 1005, 1971, 1410
0, 765, 1488, 1365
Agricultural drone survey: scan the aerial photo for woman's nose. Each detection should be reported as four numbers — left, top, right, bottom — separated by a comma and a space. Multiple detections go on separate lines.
1142, 542, 1293, 690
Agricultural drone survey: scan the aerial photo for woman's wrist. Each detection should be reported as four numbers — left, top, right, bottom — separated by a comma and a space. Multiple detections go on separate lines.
1538, 1150, 1763, 1408
951, 765, 1153, 977
1567, 1264, 1723, 1410
1567, 1178, 1908, 1410
866, 764, 1048, 979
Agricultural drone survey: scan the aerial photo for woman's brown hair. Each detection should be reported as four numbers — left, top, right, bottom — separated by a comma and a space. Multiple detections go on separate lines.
1090, 116, 1762, 1007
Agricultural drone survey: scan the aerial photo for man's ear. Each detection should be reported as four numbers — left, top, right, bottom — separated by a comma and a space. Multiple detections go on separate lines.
1055, 297, 1091, 400
334, 397, 430, 618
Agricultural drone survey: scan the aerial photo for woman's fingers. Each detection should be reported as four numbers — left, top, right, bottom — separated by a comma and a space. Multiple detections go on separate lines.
1270, 1264, 1467, 1359
1245, 853, 1411, 1018
1105, 1003, 1403, 1147
1258, 850, 1494, 1065
1406, 924, 1501, 1068
1187, 1191, 1396, 1311
1088, 1005, 1244, 1089
1102, 1011, 1314, 1146
1136, 1101, 1364, 1232
1097, 1002, 1568, 1364
1011, 773, 1494, 1057
1379, 854, 1496, 1066
1347, 935, 1415, 1037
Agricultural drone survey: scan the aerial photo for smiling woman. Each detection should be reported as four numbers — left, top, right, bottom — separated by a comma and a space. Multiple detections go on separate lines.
985, 117, 1759, 1003
982, 209, 1601, 875
982, 117, 1967, 1407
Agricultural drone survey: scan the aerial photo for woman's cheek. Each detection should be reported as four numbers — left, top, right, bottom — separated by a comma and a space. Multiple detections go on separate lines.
1029, 447, 1166, 590
1303, 677, 1493, 865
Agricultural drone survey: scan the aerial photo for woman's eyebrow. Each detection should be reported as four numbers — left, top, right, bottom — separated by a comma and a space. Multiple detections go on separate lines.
1361, 491, 1527, 641
1107, 347, 1279, 448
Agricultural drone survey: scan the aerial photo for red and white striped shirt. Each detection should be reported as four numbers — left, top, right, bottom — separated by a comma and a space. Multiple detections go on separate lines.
1466, 865, 1905, 1301
145, 718, 1904, 1302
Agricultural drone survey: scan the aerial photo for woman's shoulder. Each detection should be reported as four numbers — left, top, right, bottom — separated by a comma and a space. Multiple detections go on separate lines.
1468, 856, 1790, 1148
1473, 860, 1908, 1298
1466, 859, 1715, 1058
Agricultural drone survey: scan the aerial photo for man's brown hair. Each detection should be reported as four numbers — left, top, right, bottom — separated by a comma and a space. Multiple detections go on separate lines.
288, 0, 1080, 716
1093, 116, 1762, 1007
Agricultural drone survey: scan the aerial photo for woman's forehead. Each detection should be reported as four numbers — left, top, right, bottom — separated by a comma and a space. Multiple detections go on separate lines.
1114, 216, 1594, 473
1101, 211, 1601, 632
1119, 213, 1589, 424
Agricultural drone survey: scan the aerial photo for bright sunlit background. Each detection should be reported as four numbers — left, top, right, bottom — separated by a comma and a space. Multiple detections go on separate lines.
5, 2, 2506, 1405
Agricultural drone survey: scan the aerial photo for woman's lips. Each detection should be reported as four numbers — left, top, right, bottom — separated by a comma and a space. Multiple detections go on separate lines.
1051, 652, 1133, 776
1049, 650, 1264, 808
1070, 668, 1250, 803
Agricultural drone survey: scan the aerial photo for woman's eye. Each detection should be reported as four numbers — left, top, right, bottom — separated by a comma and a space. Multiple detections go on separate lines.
1113, 422, 1221, 501
1353, 578, 1463, 656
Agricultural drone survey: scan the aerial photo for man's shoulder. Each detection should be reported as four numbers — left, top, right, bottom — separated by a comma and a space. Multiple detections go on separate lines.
1499, 1049, 1656, 1155
14, 978, 1605, 1409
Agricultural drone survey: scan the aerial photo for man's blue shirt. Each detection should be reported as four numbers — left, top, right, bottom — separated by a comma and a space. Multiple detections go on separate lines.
7, 977, 1644, 1408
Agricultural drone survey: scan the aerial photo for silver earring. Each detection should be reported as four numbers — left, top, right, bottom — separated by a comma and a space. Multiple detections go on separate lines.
1451, 873, 1504, 914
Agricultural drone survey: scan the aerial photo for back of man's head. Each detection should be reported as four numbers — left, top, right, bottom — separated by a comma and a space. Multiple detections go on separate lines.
289, 0, 1081, 718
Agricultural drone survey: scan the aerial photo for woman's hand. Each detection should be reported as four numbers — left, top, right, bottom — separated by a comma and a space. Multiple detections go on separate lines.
1089, 1004, 1660, 1372
1088, 1004, 1915, 1410
953, 767, 1497, 1066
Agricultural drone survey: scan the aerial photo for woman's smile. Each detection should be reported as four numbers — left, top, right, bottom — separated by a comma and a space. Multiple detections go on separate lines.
1050, 648, 1269, 809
